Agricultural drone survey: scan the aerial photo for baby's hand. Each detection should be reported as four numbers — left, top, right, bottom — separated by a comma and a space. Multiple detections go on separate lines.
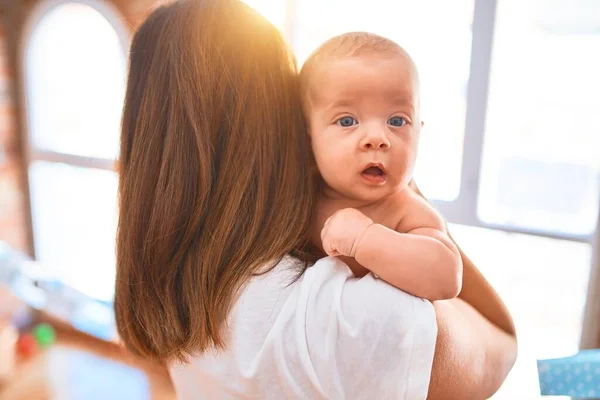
321, 208, 374, 258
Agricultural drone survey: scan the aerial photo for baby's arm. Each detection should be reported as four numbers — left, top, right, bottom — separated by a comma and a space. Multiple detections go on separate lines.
356, 193, 462, 300
320, 194, 462, 301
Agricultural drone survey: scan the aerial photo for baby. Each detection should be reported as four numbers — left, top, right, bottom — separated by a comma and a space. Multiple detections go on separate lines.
301, 32, 463, 301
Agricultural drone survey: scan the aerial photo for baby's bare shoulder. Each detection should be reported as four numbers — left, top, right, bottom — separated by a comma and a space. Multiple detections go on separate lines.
389, 188, 429, 213
394, 189, 445, 232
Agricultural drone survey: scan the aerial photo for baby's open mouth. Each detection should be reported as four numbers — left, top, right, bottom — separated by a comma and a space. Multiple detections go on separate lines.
362, 166, 384, 176
361, 164, 386, 184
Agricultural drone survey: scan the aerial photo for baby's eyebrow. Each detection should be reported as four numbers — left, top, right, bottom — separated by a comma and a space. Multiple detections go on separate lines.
323, 98, 356, 110
387, 96, 415, 112
319, 93, 416, 113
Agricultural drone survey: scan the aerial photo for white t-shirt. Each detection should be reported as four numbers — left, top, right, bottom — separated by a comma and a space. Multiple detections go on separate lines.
169, 256, 437, 400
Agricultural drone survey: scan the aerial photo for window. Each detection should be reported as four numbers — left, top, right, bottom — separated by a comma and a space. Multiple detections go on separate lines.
24, 1, 127, 301
475, 3, 600, 394
479, 0, 600, 237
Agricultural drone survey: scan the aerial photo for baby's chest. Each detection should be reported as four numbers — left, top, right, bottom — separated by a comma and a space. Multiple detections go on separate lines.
359, 201, 405, 230
359, 206, 403, 231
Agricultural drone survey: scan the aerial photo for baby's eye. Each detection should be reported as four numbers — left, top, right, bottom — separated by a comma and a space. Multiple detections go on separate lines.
336, 116, 357, 127
388, 117, 407, 127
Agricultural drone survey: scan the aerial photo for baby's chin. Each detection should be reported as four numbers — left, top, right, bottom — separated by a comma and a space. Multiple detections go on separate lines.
351, 188, 396, 204
324, 183, 397, 205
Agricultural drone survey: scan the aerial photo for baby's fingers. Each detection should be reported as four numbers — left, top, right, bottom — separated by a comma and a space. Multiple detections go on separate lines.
324, 242, 340, 257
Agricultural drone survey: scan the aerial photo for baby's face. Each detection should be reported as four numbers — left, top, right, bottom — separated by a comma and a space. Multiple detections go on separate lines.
307, 54, 421, 202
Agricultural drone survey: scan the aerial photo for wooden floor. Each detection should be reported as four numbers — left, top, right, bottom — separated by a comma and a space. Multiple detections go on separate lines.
0, 324, 175, 400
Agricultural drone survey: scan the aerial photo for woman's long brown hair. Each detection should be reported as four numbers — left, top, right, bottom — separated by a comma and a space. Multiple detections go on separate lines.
115, 0, 316, 362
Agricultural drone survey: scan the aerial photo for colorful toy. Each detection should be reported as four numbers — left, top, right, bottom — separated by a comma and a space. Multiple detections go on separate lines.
32, 323, 56, 349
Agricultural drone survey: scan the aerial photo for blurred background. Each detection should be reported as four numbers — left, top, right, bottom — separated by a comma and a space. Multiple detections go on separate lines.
0, 0, 599, 398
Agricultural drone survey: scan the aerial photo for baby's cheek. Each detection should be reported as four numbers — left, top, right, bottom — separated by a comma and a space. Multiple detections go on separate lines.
318, 153, 342, 178
314, 153, 346, 187
312, 135, 353, 178
311, 141, 329, 164
311, 148, 333, 180
313, 136, 339, 160
405, 147, 419, 171
391, 150, 416, 182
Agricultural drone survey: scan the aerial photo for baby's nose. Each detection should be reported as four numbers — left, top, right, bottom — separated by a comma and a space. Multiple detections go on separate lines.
361, 131, 390, 150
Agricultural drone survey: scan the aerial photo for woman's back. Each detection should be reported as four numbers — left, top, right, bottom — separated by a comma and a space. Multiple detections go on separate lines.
169, 256, 437, 400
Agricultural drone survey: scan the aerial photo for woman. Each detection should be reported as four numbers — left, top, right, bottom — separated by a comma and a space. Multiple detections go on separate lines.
114, 1, 517, 399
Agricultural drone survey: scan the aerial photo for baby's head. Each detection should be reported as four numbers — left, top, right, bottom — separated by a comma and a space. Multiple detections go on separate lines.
300, 32, 422, 203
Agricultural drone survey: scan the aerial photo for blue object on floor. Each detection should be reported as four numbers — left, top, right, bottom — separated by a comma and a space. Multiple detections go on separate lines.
61, 351, 150, 400
537, 350, 600, 398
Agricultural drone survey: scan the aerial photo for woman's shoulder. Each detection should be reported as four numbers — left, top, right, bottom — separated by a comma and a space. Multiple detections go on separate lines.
244, 255, 437, 342
284, 256, 438, 399
256, 255, 437, 323
297, 256, 436, 334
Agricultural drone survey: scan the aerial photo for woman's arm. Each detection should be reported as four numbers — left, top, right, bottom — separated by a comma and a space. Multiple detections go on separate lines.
428, 298, 517, 399
408, 180, 517, 399
428, 236, 517, 399
455, 242, 516, 335
408, 180, 516, 336
429, 231, 518, 399
427, 251, 518, 400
